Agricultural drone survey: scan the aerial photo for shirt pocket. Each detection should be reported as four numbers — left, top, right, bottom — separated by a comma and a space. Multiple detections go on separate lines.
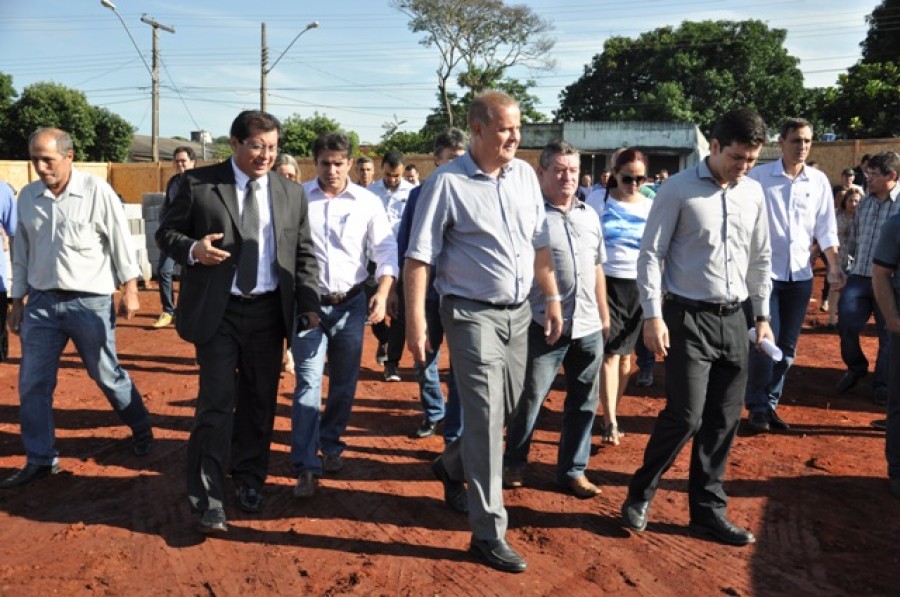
60, 220, 100, 252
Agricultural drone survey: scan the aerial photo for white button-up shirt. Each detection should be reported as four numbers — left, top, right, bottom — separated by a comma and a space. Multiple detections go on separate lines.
368, 178, 415, 238
230, 159, 277, 295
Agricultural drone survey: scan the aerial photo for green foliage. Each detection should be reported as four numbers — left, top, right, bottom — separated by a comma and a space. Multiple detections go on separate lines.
822, 62, 900, 138
861, 0, 900, 65
556, 20, 808, 136
90, 107, 135, 162
281, 112, 359, 157
376, 130, 433, 155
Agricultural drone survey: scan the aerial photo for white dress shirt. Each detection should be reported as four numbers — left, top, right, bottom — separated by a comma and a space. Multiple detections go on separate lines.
230, 159, 277, 295
368, 178, 415, 238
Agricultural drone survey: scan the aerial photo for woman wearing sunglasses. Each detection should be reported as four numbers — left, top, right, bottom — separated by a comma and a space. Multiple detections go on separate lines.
592, 149, 653, 446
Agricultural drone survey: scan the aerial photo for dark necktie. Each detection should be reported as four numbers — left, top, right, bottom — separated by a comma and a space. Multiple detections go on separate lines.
236, 179, 260, 295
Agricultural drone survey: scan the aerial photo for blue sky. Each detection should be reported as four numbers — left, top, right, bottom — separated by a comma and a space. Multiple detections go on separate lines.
0, 0, 877, 145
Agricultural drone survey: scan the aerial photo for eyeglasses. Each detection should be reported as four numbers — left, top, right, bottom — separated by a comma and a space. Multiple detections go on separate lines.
619, 175, 647, 185
241, 140, 279, 155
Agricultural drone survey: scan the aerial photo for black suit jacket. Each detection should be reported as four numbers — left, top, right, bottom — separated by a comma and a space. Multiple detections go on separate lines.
155, 160, 319, 345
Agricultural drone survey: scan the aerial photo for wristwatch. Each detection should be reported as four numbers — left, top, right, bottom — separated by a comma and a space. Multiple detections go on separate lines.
755, 315, 772, 323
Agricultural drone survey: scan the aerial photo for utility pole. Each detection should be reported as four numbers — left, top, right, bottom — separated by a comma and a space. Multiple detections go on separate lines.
140, 14, 175, 163
260, 21, 319, 112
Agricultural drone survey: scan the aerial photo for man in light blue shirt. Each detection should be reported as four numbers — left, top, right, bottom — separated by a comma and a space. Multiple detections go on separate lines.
744, 118, 844, 433
0, 180, 16, 362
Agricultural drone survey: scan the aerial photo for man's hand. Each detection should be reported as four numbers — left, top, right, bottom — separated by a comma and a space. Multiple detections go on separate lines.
368, 292, 388, 324
544, 300, 563, 345
754, 320, 774, 346
117, 280, 140, 320
298, 311, 320, 331
192, 233, 231, 266
8, 299, 24, 335
643, 317, 669, 358
386, 287, 399, 320
827, 267, 846, 292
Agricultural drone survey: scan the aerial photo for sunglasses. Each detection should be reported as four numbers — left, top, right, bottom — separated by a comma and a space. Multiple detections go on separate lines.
619, 175, 647, 185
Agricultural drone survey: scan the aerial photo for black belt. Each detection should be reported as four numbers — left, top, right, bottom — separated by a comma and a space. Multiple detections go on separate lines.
320, 283, 364, 306
445, 294, 526, 310
44, 289, 100, 298
230, 290, 278, 303
665, 293, 742, 316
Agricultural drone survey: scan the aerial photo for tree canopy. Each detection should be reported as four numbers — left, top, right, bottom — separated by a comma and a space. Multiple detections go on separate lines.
861, 0, 900, 64
821, 62, 900, 138
392, 0, 555, 127
556, 20, 810, 136
280, 112, 359, 158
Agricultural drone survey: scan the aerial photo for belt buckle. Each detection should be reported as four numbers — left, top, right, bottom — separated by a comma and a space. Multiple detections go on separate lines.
715, 303, 726, 316
326, 293, 345, 305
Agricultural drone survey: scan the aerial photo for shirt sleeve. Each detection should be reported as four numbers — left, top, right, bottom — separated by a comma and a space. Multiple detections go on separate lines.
11, 200, 28, 298
368, 197, 399, 281
637, 185, 679, 318
405, 176, 447, 266
812, 176, 840, 252
746, 192, 772, 318
101, 182, 141, 285
873, 215, 900, 270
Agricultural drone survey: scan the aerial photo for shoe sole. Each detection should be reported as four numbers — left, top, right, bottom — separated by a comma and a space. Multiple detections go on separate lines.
199, 523, 228, 534
688, 522, 755, 546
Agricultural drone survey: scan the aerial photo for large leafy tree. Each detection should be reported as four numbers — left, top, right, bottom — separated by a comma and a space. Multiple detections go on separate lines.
822, 62, 900, 138
281, 112, 359, 157
392, 0, 555, 127
90, 107, 135, 162
861, 0, 900, 65
556, 20, 809, 135
0, 73, 18, 157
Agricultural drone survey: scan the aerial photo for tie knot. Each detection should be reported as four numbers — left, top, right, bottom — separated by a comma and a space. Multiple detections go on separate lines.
247, 179, 260, 193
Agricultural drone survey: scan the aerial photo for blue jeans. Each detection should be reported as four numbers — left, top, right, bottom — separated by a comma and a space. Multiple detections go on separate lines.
415, 300, 462, 443
504, 323, 603, 484
838, 275, 889, 389
635, 328, 655, 373
745, 278, 813, 413
290, 292, 366, 475
19, 290, 150, 465
157, 252, 175, 315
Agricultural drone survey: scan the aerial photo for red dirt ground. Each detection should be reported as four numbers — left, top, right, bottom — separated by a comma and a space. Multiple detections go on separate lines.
0, 274, 897, 596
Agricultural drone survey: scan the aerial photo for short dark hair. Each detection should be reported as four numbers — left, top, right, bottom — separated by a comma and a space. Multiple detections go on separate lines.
404, 163, 417, 173
173, 145, 196, 161
710, 108, 767, 148
230, 110, 281, 141
381, 150, 404, 169
841, 168, 855, 177
779, 117, 813, 139
312, 132, 351, 161
868, 151, 900, 176
433, 127, 468, 157
539, 140, 579, 170
355, 156, 374, 166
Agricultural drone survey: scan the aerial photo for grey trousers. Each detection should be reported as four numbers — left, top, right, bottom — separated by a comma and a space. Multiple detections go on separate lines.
440, 295, 530, 541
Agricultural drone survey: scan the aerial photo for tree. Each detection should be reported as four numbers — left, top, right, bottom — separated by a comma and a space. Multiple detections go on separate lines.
3, 81, 98, 160
392, 0, 555, 126
90, 107, 135, 162
821, 62, 900, 138
860, 0, 900, 65
556, 20, 809, 136
0, 73, 18, 156
280, 112, 359, 157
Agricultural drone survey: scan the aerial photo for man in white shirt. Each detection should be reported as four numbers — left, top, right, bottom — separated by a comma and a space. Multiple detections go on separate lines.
744, 118, 844, 433
291, 133, 398, 498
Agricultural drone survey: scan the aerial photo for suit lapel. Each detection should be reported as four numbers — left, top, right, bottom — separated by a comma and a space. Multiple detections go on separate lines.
214, 160, 241, 229
269, 172, 287, 249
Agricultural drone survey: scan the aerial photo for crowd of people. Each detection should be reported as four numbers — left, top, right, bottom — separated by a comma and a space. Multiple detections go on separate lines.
0, 91, 898, 574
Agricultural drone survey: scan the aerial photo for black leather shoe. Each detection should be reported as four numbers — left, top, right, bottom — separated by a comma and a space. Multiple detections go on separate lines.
890, 478, 900, 500
236, 485, 264, 513
767, 410, 790, 431
0, 462, 61, 489
469, 537, 527, 573
621, 497, 650, 532
199, 508, 228, 533
412, 419, 440, 439
689, 516, 755, 546
745, 412, 770, 434
431, 455, 468, 513
132, 428, 154, 457
836, 369, 866, 394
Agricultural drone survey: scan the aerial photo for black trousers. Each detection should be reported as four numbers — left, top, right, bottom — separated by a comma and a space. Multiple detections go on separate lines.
627, 301, 748, 521
0, 291, 8, 361
186, 292, 285, 512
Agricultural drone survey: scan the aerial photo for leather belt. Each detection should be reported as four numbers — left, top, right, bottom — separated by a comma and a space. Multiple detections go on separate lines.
230, 290, 278, 303
45, 289, 97, 298
665, 293, 742, 316
446, 294, 526, 310
320, 283, 364, 306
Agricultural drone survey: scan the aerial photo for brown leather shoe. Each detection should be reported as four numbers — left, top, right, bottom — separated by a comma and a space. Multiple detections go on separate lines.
568, 475, 602, 499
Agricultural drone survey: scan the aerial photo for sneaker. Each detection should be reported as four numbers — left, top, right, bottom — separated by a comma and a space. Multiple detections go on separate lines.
375, 342, 388, 365
635, 369, 654, 388
322, 453, 344, 473
502, 465, 525, 489
293, 471, 317, 498
384, 363, 401, 382
412, 418, 440, 439
152, 312, 174, 328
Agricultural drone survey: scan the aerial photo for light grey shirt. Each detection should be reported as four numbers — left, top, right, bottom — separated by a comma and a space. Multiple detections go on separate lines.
13, 167, 140, 298
406, 151, 549, 305
530, 199, 605, 339
638, 159, 772, 319
748, 159, 838, 282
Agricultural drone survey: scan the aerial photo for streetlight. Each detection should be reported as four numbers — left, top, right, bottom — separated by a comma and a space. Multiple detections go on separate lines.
101, 0, 174, 163
260, 21, 319, 112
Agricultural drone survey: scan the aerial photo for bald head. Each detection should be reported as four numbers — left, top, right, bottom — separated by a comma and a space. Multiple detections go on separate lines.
468, 91, 521, 176
29, 127, 75, 195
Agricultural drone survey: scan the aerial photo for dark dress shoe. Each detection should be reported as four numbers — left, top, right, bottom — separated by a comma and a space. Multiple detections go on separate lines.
0, 462, 61, 489
836, 369, 866, 394
873, 386, 888, 406
431, 455, 468, 513
199, 508, 228, 534
767, 410, 790, 431
412, 418, 440, 439
745, 412, 770, 433
236, 485, 264, 513
621, 497, 650, 532
689, 516, 755, 546
890, 478, 900, 499
469, 537, 527, 573
132, 428, 154, 456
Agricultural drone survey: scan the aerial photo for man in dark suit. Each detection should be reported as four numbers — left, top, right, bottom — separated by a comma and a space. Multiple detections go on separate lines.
156, 110, 320, 533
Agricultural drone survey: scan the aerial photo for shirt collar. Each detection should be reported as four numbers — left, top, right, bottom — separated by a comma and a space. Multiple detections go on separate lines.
307, 177, 367, 200
40, 166, 85, 201
230, 158, 269, 194
460, 150, 515, 179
